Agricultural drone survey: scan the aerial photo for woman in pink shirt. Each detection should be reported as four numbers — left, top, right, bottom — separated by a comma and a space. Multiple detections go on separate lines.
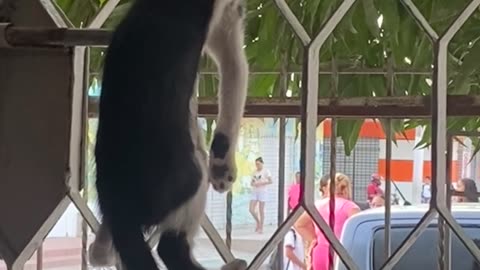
288, 172, 301, 211
295, 173, 360, 270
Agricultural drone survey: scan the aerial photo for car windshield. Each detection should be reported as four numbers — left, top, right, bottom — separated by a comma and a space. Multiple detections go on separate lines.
372, 225, 480, 270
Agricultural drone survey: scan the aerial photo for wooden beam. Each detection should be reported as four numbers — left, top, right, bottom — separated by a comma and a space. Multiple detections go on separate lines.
87, 95, 480, 118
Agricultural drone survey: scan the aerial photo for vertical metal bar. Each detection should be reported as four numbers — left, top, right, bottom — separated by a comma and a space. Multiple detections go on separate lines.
435, 3, 480, 268
226, 191, 232, 250
36, 244, 42, 270
328, 52, 339, 270
432, 38, 449, 270
352, 149, 356, 201
300, 1, 358, 269
81, 47, 90, 270
277, 117, 286, 270
329, 118, 337, 270
299, 46, 317, 209
442, 135, 454, 270
384, 121, 392, 260
384, 58, 394, 262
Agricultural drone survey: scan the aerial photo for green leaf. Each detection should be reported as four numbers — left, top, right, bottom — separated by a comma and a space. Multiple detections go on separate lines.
60, 0, 480, 157
377, 0, 400, 42
361, 0, 380, 38
452, 38, 480, 94
469, 137, 480, 163
337, 119, 363, 156
415, 124, 432, 149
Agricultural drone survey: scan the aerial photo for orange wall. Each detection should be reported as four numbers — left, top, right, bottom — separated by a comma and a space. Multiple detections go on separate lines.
323, 119, 416, 140
322, 119, 460, 182
378, 160, 459, 182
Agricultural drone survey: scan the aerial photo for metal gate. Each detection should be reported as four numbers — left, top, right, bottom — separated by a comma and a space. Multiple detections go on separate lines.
2, 0, 480, 269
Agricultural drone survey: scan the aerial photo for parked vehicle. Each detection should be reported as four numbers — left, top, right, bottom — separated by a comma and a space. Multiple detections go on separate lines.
335, 203, 480, 270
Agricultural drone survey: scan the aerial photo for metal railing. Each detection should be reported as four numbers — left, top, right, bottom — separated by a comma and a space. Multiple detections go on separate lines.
2, 0, 480, 269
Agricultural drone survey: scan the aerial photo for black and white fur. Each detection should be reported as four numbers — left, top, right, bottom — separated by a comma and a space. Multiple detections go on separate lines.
89, 0, 248, 269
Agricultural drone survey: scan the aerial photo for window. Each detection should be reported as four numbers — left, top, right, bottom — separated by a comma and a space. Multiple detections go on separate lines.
373, 225, 480, 270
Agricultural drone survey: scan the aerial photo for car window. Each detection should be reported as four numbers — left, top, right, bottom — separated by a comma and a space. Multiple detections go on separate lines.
373, 226, 480, 270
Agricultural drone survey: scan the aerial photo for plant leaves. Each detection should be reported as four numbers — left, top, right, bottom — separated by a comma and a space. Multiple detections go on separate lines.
337, 119, 363, 156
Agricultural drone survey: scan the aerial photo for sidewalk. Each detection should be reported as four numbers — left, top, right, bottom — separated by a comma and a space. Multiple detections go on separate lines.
0, 225, 276, 270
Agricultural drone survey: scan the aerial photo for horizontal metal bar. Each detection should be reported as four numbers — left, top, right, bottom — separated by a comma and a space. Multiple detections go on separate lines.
87, 95, 480, 118
450, 131, 480, 137
89, 68, 432, 76
2, 25, 111, 47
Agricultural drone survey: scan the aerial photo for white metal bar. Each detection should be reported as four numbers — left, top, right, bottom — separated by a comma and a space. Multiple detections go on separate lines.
299, 1, 358, 269
384, 60, 395, 261
10, 196, 71, 270
38, 0, 69, 28
200, 214, 236, 263
437, 207, 480, 264
249, 206, 305, 269
300, 45, 319, 208
384, 120, 392, 261
433, 2, 480, 269
88, 0, 122, 29
400, 0, 439, 41
310, 0, 357, 50
307, 206, 359, 270
68, 46, 86, 191
273, 0, 311, 46
380, 209, 437, 269
327, 119, 337, 270
440, 0, 480, 43
68, 190, 100, 233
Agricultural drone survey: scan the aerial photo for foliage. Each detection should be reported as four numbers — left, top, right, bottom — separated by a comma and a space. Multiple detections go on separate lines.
55, 0, 480, 155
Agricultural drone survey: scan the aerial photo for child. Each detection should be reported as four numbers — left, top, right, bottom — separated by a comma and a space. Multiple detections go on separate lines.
284, 227, 306, 270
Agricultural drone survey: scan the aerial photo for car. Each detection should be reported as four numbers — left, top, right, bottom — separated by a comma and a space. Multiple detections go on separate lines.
335, 203, 480, 270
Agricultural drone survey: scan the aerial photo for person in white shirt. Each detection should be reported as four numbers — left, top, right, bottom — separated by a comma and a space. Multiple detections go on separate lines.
421, 176, 432, 203
249, 157, 272, 233
284, 227, 306, 270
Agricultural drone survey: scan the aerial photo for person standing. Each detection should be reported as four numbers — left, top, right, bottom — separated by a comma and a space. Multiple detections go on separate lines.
284, 226, 306, 270
370, 195, 385, 208
367, 173, 384, 202
295, 173, 360, 270
421, 176, 432, 203
249, 157, 272, 233
288, 172, 301, 211
454, 178, 479, 202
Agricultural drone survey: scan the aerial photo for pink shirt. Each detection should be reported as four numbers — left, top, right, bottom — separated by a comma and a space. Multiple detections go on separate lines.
311, 197, 359, 270
287, 183, 301, 209
367, 183, 383, 201
313, 197, 357, 246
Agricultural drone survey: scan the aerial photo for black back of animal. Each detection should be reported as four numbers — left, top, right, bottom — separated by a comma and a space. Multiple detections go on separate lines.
94, 0, 215, 269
